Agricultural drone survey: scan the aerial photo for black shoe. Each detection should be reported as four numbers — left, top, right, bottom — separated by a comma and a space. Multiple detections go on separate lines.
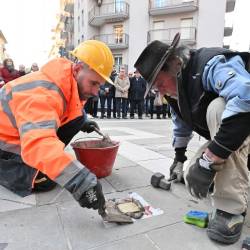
138, 116, 143, 119
130, 116, 134, 119
107, 116, 111, 119
150, 116, 153, 119
33, 172, 57, 192
100, 116, 104, 119
207, 209, 245, 244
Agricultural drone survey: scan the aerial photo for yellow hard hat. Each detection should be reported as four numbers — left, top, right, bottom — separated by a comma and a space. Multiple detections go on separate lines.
70, 40, 114, 84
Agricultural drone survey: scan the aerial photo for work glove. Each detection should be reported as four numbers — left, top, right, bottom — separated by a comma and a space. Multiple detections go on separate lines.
169, 159, 184, 183
185, 153, 216, 199
64, 167, 105, 210
81, 120, 99, 133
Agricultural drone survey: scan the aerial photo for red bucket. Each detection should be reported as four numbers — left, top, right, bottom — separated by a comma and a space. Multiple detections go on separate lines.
71, 139, 119, 178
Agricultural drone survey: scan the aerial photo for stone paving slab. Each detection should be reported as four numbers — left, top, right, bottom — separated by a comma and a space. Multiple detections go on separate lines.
35, 185, 73, 206
113, 155, 137, 169
57, 185, 205, 250
89, 234, 159, 250
147, 221, 250, 250
105, 166, 152, 192
0, 205, 68, 250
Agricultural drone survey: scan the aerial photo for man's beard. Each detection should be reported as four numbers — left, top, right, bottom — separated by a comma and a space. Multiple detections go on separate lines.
76, 76, 94, 101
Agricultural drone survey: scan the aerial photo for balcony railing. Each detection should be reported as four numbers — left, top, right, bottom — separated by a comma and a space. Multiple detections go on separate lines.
148, 27, 196, 45
93, 33, 129, 50
88, 1, 129, 26
149, 0, 198, 15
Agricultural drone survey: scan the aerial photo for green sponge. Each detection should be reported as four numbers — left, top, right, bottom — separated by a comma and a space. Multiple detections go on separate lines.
183, 210, 209, 228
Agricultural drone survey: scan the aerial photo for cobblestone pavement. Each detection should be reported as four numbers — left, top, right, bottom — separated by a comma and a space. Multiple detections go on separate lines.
0, 117, 249, 250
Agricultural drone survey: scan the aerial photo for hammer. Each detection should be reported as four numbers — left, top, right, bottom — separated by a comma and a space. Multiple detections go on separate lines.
151, 172, 171, 190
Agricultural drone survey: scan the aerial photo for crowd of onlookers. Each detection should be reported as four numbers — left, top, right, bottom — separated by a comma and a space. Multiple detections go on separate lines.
0, 59, 171, 119
0, 58, 39, 87
85, 66, 171, 120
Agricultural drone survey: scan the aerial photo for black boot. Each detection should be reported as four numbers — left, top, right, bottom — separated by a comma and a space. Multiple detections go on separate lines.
207, 209, 245, 244
33, 172, 57, 192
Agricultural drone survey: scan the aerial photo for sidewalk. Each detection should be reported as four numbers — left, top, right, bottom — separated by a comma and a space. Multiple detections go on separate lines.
0, 118, 249, 250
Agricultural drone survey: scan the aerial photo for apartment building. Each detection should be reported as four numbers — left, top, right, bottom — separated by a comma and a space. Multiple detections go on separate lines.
74, 0, 227, 72
0, 30, 7, 63
223, 0, 250, 51
50, 0, 74, 58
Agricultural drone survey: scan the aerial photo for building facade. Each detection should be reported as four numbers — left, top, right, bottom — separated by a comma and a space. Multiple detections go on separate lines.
50, 0, 74, 59
74, 0, 227, 72
0, 30, 7, 63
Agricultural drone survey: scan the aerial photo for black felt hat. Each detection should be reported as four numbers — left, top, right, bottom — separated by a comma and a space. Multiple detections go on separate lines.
134, 33, 180, 97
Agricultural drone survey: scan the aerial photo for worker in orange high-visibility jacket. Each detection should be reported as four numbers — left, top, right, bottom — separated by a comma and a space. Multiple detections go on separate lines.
0, 40, 114, 211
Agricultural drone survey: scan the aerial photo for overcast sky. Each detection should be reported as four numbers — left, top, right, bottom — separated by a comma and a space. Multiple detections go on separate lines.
0, 0, 59, 68
0, 0, 250, 69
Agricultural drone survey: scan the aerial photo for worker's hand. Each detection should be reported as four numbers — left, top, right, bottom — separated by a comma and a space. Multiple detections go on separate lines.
78, 181, 105, 210
64, 167, 105, 210
169, 159, 184, 183
81, 120, 99, 133
185, 153, 216, 199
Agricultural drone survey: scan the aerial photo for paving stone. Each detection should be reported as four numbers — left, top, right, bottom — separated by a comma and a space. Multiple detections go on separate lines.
0, 200, 33, 213
99, 178, 116, 194
57, 186, 197, 250
105, 166, 152, 191
147, 221, 250, 250
35, 185, 73, 206
0, 205, 68, 250
118, 141, 165, 162
90, 234, 159, 250
113, 155, 137, 169
0, 185, 36, 207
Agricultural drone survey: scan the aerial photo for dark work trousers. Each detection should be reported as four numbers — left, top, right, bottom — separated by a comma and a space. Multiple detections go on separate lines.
112, 97, 116, 118
85, 98, 98, 117
92, 98, 98, 117
0, 116, 85, 197
156, 105, 162, 119
100, 96, 112, 118
116, 97, 127, 118
162, 104, 171, 118
130, 100, 143, 118
145, 98, 150, 116
149, 97, 155, 118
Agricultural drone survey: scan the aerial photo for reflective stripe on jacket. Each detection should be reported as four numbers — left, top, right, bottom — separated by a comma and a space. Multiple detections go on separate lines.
0, 58, 86, 186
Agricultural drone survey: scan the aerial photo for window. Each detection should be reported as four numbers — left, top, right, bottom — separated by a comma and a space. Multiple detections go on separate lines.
77, 16, 80, 32
114, 54, 123, 68
155, 0, 165, 8
180, 18, 193, 40
114, 0, 123, 12
153, 21, 164, 40
81, 10, 84, 27
114, 25, 123, 44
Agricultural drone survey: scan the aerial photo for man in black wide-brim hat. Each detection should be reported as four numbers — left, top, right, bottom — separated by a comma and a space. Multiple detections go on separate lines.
134, 33, 250, 245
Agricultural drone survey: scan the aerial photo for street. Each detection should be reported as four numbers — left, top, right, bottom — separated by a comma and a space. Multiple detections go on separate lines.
0, 118, 249, 250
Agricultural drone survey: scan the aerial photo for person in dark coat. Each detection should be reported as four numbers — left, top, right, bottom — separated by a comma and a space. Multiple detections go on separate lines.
129, 70, 146, 119
99, 81, 113, 118
110, 67, 118, 118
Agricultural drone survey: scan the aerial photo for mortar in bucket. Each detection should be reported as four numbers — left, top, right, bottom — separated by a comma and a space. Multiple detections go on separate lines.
71, 138, 119, 178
